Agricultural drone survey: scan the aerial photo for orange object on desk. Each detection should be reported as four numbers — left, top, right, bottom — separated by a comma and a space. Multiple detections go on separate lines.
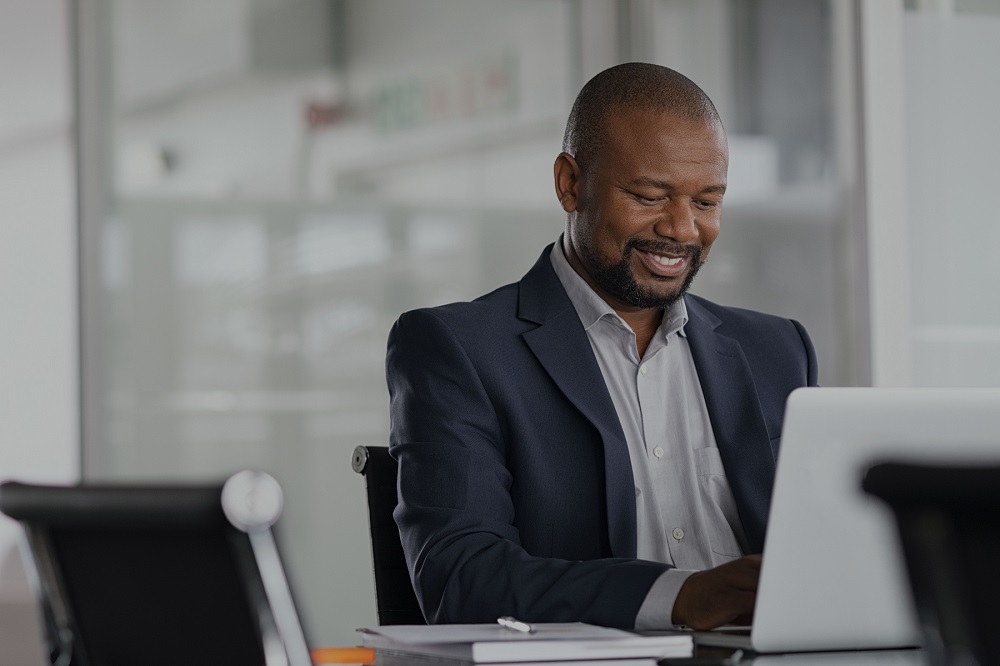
311, 646, 376, 664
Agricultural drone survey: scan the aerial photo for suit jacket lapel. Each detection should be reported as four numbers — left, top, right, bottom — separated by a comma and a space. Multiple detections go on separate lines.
684, 297, 774, 552
517, 248, 638, 558
514, 249, 775, 556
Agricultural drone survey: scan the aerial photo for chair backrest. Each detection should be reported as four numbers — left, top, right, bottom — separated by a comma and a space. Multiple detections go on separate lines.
0, 471, 312, 666
351, 446, 425, 625
863, 462, 1000, 666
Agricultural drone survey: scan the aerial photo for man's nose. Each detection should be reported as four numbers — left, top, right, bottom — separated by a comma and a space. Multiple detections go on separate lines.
653, 201, 698, 243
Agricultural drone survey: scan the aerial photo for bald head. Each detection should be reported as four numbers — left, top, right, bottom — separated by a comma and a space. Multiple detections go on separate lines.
562, 63, 723, 170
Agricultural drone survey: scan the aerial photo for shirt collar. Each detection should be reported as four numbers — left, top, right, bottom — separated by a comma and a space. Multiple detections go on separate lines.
548, 237, 688, 339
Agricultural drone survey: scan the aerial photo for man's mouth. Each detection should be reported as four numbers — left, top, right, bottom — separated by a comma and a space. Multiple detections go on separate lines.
650, 253, 683, 267
635, 248, 690, 278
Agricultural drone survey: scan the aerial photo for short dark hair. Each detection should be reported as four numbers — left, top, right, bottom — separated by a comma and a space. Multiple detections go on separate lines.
562, 62, 722, 169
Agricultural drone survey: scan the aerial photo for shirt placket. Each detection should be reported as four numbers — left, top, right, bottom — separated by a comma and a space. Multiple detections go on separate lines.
636, 338, 681, 563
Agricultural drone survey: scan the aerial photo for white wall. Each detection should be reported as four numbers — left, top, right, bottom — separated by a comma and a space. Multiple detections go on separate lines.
859, 0, 912, 387
0, 0, 79, 576
0, 4, 77, 664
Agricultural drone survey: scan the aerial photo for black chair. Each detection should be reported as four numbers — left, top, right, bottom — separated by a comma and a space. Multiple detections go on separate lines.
351, 446, 425, 625
0, 471, 312, 666
863, 462, 1000, 666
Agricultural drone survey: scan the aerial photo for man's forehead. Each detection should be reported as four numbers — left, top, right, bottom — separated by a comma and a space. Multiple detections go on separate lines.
600, 106, 728, 154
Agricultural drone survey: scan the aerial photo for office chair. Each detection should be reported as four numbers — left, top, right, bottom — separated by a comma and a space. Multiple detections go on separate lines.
351, 446, 425, 625
863, 462, 1000, 666
0, 471, 312, 666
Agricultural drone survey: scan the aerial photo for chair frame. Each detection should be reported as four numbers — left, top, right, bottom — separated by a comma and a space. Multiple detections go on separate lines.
0, 471, 312, 666
352, 445, 425, 625
863, 462, 1000, 666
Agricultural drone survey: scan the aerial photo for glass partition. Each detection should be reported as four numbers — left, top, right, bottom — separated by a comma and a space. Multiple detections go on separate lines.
78, 0, 863, 643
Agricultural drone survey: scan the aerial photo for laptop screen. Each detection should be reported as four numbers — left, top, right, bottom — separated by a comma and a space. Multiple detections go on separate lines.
750, 387, 1000, 653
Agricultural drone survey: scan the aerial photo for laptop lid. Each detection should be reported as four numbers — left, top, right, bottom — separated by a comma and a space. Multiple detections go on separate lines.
749, 387, 1000, 653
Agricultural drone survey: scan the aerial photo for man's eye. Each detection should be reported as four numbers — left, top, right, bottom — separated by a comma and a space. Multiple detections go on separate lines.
695, 199, 720, 209
633, 193, 662, 204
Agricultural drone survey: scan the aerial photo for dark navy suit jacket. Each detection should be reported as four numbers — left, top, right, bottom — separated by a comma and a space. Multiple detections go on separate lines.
386, 245, 818, 628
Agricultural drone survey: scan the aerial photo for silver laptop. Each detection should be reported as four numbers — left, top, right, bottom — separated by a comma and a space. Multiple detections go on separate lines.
699, 387, 1000, 653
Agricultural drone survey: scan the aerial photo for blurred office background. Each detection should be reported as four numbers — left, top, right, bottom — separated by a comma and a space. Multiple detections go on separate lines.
1, 0, 998, 654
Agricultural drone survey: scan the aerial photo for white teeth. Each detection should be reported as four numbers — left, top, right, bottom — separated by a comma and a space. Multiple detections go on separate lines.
652, 254, 683, 266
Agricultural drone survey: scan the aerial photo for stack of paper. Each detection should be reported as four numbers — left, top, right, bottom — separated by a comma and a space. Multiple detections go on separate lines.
358, 622, 693, 663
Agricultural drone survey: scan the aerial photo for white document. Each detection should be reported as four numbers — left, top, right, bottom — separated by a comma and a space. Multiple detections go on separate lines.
358, 622, 692, 662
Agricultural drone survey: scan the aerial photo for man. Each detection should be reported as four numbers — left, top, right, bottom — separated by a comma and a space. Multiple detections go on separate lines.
386, 63, 817, 631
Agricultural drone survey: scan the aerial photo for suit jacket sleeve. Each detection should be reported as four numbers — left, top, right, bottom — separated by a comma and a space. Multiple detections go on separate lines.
386, 309, 669, 627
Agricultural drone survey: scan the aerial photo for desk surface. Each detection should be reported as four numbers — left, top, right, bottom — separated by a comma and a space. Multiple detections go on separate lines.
371, 648, 925, 666
743, 650, 925, 665
689, 644, 924, 665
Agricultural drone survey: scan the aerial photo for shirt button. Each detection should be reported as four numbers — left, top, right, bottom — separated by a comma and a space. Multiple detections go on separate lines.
653, 446, 664, 458
635, 487, 641, 497
639, 364, 648, 375
672, 527, 685, 541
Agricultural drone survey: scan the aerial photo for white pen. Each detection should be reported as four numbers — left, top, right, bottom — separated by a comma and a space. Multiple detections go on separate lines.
497, 616, 536, 633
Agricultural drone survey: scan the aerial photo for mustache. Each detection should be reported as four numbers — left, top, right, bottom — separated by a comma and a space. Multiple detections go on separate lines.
625, 238, 701, 261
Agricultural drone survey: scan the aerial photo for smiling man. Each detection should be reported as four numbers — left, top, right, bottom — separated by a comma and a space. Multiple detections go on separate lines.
386, 63, 818, 631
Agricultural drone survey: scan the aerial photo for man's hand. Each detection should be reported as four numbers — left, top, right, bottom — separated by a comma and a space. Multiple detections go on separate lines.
671, 554, 762, 630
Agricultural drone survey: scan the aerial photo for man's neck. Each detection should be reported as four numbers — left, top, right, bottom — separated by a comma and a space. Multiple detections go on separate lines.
561, 238, 666, 358
620, 309, 664, 358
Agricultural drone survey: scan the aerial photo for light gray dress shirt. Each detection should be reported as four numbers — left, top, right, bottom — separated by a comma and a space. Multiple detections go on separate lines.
549, 241, 749, 629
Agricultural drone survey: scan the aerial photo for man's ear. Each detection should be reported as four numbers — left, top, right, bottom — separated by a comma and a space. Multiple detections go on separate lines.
553, 152, 581, 213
